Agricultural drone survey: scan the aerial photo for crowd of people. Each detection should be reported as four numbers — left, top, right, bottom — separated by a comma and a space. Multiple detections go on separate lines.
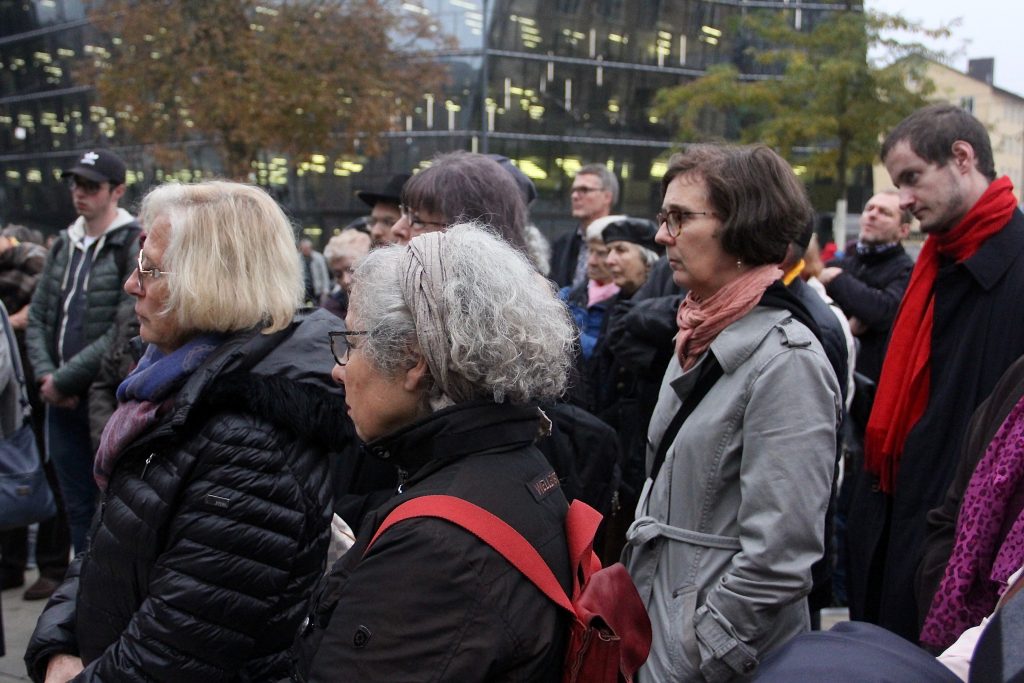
0, 102, 1021, 682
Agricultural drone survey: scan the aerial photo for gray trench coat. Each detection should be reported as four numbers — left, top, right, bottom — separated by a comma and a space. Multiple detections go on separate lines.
625, 306, 840, 682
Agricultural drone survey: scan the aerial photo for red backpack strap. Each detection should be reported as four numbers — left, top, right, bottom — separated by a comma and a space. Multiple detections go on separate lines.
564, 500, 604, 593
365, 494, 575, 614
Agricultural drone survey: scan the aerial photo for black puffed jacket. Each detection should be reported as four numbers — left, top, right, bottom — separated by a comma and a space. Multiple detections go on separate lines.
293, 401, 571, 682
25, 308, 350, 682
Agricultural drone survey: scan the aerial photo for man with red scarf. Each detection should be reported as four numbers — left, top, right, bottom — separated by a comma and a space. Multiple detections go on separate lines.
846, 103, 1024, 642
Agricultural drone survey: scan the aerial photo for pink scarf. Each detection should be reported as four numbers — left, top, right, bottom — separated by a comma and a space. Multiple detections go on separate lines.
919, 393, 1024, 650
675, 265, 782, 371
587, 279, 620, 308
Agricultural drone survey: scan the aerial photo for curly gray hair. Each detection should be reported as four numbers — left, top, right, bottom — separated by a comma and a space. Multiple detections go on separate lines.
348, 223, 575, 406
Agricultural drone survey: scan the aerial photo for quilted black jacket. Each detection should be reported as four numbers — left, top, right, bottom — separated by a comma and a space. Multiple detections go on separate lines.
25, 308, 350, 682
293, 401, 571, 682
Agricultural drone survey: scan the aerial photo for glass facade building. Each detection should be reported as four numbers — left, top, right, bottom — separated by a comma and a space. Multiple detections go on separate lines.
0, 0, 860, 239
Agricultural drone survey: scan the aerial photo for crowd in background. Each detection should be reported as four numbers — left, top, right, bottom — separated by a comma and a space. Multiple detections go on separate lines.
0, 102, 1022, 682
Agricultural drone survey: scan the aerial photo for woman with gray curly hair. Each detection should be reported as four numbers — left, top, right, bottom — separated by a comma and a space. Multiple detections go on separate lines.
293, 224, 576, 682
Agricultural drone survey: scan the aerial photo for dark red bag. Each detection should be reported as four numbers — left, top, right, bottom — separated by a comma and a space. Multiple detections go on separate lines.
367, 495, 652, 683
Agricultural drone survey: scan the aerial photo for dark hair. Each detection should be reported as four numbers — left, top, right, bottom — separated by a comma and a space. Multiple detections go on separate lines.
401, 151, 528, 254
577, 163, 620, 205
2, 224, 44, 245
662, 144, 811, 265
881, 104, 996, 182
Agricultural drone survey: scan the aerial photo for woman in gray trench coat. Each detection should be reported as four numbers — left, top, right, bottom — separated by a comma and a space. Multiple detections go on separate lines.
624, 144, 841, 682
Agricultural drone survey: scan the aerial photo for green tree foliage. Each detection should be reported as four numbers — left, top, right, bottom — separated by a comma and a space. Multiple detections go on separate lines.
79, 0, 449, 178
654, 8, 951, 201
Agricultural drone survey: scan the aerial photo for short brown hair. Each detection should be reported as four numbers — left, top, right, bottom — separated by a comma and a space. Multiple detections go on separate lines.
881, 104, 996, 182
662, 144, 811, 265
401, 151, 529, 254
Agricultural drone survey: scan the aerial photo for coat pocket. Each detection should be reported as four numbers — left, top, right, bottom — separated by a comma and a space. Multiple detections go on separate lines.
669, 584, 701, 677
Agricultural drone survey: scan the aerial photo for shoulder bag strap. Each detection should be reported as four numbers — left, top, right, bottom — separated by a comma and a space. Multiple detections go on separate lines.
649, 355, 724, 482
0, 304, 30, 421
366, 494, 575, 614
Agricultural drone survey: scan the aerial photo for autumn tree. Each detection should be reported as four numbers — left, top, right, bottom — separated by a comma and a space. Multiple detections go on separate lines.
654, 7, 951, 204
79, 0, 449, 178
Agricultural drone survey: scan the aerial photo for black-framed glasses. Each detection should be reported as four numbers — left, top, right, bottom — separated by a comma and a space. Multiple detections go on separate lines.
329, 330, 369, 366
67, 177, 103, 195
571, 186, 602, 195
135, 249, 173, 293
656, 209, 713, 238
399, 205, 447, 233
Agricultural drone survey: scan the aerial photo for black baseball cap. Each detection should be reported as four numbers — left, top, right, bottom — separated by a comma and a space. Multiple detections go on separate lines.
356, 173, 410, 209
61, 149, 127, 186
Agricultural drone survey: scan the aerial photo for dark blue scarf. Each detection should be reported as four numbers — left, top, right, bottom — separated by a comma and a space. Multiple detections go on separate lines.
116, 333, 228, 403
96, 333, 227, 490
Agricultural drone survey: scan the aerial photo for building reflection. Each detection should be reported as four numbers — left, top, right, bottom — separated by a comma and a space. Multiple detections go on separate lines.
0, 0, 858, 240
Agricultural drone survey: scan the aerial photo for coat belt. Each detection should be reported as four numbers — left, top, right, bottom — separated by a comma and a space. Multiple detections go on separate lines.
625, 516, 742, 551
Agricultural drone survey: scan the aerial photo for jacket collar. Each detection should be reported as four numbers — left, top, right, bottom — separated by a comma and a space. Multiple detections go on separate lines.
709, 305, 794, 375
165, 308, 348, 447
855, 241, 908, 264
364, 400, 543, 481
959, 208, 1024, 292
67, 208, 137, 246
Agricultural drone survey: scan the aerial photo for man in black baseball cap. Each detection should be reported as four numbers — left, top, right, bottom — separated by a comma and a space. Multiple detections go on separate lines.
60, 149, 127, 187
26, 149, 141, 558
355, 173, 410, 247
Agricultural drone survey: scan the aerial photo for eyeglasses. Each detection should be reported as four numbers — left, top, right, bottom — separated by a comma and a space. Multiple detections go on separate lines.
329, 330, 369, 366
67, 177, 104, 195
571, 186, 602, 196
399, 205, 447, 233
656, 209, 713, 238
135, 249, 173, 293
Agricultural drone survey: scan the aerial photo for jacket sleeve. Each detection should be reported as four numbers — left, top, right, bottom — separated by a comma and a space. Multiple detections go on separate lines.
693, 346, 839, 682
25, 242, 63, 380
824, 262, 912, 329
25, 556, 83, 682
70, 418, 329, 681
86, 312, 141, 451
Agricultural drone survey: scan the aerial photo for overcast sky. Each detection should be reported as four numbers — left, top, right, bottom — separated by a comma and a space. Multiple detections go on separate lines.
866, 0, 1024, 97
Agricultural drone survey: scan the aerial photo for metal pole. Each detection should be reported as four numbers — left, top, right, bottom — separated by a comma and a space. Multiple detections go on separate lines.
479, 0, 489, 154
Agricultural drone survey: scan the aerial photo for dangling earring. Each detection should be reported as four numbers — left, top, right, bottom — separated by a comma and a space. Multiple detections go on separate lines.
736, 259, 743, 270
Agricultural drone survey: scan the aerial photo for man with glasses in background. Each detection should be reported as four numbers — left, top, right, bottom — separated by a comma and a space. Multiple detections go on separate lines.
550, 164, 619, 289
26, 149, 142, 555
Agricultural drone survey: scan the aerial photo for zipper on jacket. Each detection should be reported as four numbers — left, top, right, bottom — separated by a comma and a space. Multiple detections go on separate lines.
396, 467, 408, 494
141, 452, 156, 479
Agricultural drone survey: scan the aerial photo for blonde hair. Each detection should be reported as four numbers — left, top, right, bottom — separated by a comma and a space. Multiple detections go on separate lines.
140, 181, 301, 335
323, 230, 371, 264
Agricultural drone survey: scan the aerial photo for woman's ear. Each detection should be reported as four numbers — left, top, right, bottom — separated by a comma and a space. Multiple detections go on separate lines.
403, 353, 430, 392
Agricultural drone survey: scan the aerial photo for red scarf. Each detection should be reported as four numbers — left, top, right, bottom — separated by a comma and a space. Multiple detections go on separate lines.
865, 176, 1018, 493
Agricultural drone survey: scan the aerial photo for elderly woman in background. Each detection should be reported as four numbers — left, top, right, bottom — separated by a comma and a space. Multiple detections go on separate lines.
321, 228, 372, 320
294, 225, 574, 681
584, 217, 662, 562
26, 181, 345, 682
559, 214, 623, 361
624, 145, 840, 681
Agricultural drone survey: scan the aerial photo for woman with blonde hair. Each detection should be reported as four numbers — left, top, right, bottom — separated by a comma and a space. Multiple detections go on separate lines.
26, 181, 346, 682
